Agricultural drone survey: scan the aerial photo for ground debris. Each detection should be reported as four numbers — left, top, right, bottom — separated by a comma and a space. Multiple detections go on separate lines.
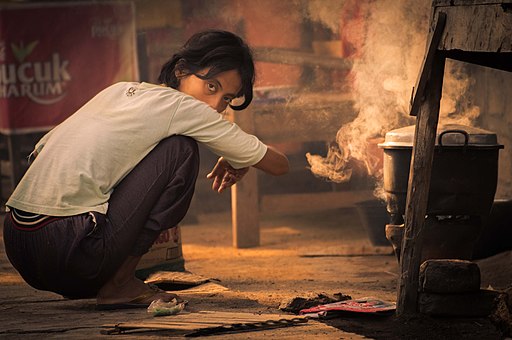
279, 292, 351, 314
490, 287, 512, 337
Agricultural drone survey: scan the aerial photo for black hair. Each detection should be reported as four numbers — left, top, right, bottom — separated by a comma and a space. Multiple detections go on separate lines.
158, 29, 255, 111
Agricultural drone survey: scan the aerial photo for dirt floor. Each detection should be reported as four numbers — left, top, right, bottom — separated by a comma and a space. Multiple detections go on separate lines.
1, 208, 511, 339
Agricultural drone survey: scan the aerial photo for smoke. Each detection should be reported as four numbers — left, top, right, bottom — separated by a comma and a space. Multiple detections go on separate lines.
306, 0, 346, 33
306, 0, 481, 187
439, 60, 481, 125
306, 0, 428, 183
182, 0, 484, 190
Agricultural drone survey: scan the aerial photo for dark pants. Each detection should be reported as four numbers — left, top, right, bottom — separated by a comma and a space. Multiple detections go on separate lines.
3, 136, 199, 298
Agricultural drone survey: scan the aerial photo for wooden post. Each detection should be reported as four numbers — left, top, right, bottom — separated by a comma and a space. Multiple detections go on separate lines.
231, 169, 260, 248
229, 109, 260, 248
396, 53, 446, 316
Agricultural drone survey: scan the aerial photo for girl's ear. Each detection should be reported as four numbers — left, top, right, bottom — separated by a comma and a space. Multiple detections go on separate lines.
174, 58, 189, 79
175, 67, 192, 80
175, 69, 185, 78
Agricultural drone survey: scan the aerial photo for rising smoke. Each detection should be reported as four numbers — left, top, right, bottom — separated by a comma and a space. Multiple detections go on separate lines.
305, 0, 481, 185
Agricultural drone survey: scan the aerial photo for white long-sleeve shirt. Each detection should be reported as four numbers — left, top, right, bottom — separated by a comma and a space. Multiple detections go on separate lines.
6, 82, 267, 216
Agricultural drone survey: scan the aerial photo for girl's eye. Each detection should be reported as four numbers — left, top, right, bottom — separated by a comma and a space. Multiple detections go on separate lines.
207, 83, 217, 92
223, 96, 233, 103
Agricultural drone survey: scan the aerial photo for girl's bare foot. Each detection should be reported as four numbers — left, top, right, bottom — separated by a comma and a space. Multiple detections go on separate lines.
96, 255, 181, 309
96, 276, 181, 306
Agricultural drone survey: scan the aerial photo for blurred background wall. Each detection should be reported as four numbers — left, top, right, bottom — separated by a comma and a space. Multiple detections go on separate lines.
0, 0, 510, 218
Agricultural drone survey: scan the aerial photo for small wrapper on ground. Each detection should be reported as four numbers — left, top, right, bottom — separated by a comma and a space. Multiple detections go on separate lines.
147, 298, 186, 317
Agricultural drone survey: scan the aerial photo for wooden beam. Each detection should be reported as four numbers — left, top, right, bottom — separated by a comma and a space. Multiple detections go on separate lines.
252, 96, 356, 143
410, 12, 446, 117
253, 47, 352, 70
260, 190, 374, 215
434, 4, 512, 53
396, 53, 446, 316
445, 51, 512, 72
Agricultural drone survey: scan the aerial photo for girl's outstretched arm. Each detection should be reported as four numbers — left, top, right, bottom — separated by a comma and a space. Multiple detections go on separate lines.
253, 145, 289, 176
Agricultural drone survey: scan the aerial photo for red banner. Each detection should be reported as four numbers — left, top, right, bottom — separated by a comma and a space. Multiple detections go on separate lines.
0, 2, 138, 133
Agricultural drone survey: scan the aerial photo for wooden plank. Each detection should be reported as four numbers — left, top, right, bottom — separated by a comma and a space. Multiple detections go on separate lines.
106, 322, 222, 331
190, 310, 301, 319
301, 245, 393, 257
433, 0, 512, 6
435, 4, 512, 53
229, 109, 260, 248
103, 311, 305, 332
252, 95, 356, 143
253, 47, 352, 70
444, 51, 512, 72
260, 190, 374, 215
396, 53, 446, 316
168, 282, 229, 295
145, 271, 210, 285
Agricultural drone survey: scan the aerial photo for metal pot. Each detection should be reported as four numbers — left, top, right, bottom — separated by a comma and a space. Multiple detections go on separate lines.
378, 124, 504, 220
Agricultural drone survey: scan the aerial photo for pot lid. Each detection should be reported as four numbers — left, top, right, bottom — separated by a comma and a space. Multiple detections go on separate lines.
379, 124, 503, 148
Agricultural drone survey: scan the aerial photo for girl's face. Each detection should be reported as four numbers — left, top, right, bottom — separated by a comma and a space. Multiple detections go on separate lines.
177, 68, 242, 113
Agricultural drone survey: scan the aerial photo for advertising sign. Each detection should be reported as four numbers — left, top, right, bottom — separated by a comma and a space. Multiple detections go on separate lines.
0, 2, 138, 134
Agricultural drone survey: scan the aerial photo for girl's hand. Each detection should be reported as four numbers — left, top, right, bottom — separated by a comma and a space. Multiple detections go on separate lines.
206, 157, 249, 193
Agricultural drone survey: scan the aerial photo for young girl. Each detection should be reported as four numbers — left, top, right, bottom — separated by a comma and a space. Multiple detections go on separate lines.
3, 30, 289, 310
